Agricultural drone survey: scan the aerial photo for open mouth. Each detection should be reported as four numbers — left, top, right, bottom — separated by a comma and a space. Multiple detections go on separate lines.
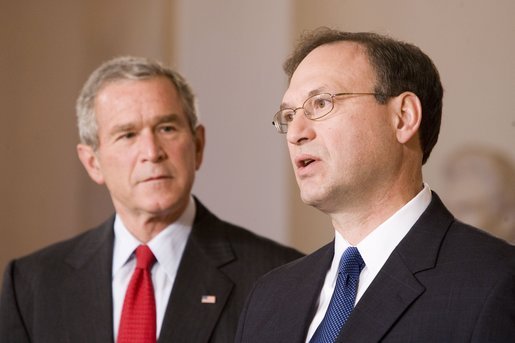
296, 156, 317, 169
301, 159, 315, 167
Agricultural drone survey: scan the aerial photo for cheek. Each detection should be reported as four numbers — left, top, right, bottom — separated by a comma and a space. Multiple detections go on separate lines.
102, 158, 132, 188
172, 142, 200, 171
328, 121, 387, 166
324, 122, 362, 157
287, 145, 296, 167
357, 112, 396, 145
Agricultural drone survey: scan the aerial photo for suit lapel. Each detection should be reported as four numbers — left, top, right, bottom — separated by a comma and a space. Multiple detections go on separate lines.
241, 242, 332, 342
158, 200, 235, 343
337, 192, 455, 342
273, 243, 334, 342
62, 218, 115, 342
337, 251, 425, 342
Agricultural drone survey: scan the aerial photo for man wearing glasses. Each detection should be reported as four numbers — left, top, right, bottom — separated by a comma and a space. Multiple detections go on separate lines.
236, 28, 515, 342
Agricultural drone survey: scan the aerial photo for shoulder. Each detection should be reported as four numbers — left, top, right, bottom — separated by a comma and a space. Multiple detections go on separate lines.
7, 217, 114, 278
408, 199, 515, 295
235, 243, 333, 342
442, 219, 515, 269
192, 198, 304, 264
251, 242, 332, 290
222, 222, 303, 262
413, 191, 515, 270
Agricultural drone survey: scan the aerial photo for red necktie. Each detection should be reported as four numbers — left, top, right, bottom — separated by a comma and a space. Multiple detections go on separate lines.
118, 245, 157, 343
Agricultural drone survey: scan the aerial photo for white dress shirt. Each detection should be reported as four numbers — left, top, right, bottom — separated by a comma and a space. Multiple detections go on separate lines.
112, 197, 195, 341
305, 184, 432, 342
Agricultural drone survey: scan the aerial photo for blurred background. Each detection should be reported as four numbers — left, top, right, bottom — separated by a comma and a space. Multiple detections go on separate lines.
1, 0, 514, 277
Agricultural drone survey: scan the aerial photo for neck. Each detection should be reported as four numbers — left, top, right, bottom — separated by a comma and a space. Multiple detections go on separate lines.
122, 217, 171, 243
328, 170, 423, 246
116, 204, 189, 244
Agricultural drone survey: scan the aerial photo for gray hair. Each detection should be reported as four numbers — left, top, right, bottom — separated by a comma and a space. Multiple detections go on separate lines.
76, 56, 198, 149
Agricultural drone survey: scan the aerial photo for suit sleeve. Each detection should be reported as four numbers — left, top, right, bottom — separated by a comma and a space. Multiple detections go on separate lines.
235, 279, 263, 343
0, 261, 31, 343
234, 279, 256, 343
471, 263, 515, 342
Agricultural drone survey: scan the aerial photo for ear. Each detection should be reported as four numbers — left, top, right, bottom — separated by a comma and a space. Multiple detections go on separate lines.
76, 144, 105, 185
392, 92, 422, 144
193, 124, 205, 170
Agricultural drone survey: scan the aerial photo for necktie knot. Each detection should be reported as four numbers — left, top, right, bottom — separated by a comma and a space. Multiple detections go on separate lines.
135, 245, 156, 270
338, 246, 365, 279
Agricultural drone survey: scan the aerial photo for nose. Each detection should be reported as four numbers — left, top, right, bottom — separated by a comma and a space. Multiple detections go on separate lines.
286, 109, 316, 145
140, 132, 166, 162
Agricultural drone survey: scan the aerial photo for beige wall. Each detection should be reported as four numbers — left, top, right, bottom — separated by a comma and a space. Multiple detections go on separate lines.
174, 0, 294, 245
0, 1, 174, 276
1, 0, 513, 279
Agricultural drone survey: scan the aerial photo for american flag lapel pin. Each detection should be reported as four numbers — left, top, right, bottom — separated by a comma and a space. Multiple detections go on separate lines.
201, 295, 216, 304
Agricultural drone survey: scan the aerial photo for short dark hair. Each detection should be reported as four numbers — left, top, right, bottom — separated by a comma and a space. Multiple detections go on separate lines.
284, 28, 443, 165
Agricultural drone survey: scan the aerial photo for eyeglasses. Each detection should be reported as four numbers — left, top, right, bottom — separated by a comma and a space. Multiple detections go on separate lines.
272, 92, 385, 134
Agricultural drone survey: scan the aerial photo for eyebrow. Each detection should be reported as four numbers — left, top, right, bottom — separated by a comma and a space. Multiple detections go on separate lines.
154, 113, 182, 126
280, 87, 329, 109
109, 113, 182, 136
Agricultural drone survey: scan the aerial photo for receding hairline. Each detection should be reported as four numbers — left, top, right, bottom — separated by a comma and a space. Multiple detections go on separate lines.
286, 40, 380, 92
284, 41, 378, 100
292, 40, 371, 71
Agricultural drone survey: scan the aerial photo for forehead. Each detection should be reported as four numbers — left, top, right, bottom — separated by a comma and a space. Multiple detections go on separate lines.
283, 41, 375, 105
97, 76, 179, 103
94, 77, 186, 132
95, 77, 183, 114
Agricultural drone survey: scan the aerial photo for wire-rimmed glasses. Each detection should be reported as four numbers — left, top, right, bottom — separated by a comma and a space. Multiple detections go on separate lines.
272, 92, 385, 134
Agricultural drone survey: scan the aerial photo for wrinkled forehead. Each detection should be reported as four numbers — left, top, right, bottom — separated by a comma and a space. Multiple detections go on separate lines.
282, 41, 375, 107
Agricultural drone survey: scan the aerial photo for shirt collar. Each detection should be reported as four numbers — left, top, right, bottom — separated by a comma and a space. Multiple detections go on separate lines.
333, 184, 432, 278
112, 196, 196, 280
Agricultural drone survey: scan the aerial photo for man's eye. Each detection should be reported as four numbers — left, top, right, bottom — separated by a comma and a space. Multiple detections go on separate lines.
119, 132, 135, 140
283, 111, 295, 122
313, 98, 330, 109
160, 125, 177, 133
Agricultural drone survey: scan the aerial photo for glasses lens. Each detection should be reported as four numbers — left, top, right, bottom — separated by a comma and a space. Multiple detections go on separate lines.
304, 93, 333, 119
273, 109, 294, 133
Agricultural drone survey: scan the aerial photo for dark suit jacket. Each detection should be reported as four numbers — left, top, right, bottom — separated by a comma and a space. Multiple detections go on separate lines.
0, 198, 302, 343
236, 193, 515, 342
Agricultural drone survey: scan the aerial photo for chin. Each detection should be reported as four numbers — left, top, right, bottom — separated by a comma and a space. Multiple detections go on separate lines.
300, 190, 325, 208
141, 199, 176, 213
148, 194, 190, 214
300, 186, 341, 213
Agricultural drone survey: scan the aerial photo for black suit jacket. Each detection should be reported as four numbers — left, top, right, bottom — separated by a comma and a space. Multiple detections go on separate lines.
236, 193, 515, 342
0, 199, 303, 343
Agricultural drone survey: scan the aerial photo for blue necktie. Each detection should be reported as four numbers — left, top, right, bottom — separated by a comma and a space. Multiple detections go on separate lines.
310, 247, 365, 343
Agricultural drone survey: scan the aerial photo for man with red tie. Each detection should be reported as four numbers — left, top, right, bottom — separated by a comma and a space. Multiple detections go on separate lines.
0, 56, 302, 342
